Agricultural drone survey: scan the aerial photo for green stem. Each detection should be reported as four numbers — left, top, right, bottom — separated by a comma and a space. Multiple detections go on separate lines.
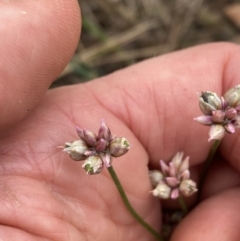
178, 195, 188, 214
198, 139, 221, 197
107, 166, 164, 241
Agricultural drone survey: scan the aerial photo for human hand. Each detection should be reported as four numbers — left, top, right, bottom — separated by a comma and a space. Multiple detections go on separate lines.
1, 1, 240, 240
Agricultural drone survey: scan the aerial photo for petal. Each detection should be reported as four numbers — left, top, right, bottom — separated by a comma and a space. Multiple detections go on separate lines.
169, 162, 176, 177
101, 153, 112, 167
165, 177, 180, 187
208, 124, 225, 142
181, 170, 190, 180
171, 152, 183, 170
83, 129, 98, 146
98, 119, 112, 142
179, 156, 189, 174
95, 139, 108, 152
194, 115, 213, 125
225, 108, 237, 120
76, 126, 84, 140
171, 188, 179, 199
225, 122, 235, 134
159, 160, 169, 176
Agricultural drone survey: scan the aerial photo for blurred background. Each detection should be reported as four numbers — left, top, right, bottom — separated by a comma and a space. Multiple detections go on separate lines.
52, 0, 240, 87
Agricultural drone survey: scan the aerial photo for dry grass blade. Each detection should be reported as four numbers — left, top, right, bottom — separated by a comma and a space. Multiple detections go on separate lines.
90, 46, 167, 67
56, 0, 239, 85
75, 19, 161, 64
166, 0, 204, 51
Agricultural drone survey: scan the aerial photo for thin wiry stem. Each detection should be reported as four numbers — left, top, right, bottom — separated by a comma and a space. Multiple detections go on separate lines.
107, 166, 164, 241
178, 195, 188, 214
198, 139, 221, 199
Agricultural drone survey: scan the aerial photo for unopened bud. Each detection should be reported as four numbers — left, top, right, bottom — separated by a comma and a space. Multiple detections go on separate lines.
165, 177, 179, 188
199, 91, 221, 115
171, 188, 179, 199
109, 137, 130, 157
98, 120, 112, 142
208, 124, 225, 142
224, 85, 240, 107
171, 152, 184, 170
152, 182, 171, 199
212, 110, 225, 123
149, 170, 164, 187
179, 179, 197, 197
63, 140, 88, 161
82, 129, 98, 146
224, 122, 235, 134
82, 156, 103, 175
100, 153, 112, 167
194, 115, 213, 125
95, 139, 108, 152
179, 156, 189, 174
225, 108, 237, 120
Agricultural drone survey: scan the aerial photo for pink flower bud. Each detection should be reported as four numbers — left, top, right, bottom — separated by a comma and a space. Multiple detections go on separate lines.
225, 108, 237, 120
179, 156, 189, 174
165, 177, 179, 188
83, 129, 98, 146
98, 120, 112, 142
194, 115, 213, 125
181, 170, 190, 180
76, 126, 84, 140
95, 139, 107, 152
100, 153, 112, 167
169, 162, 176, 177
159, 160, 169, 176
212, 110, 225, 123
171, 188, 179, 199
171, 152, 184, 170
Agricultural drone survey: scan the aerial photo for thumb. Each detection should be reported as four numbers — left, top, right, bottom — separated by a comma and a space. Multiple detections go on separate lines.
0, 0, 80, 130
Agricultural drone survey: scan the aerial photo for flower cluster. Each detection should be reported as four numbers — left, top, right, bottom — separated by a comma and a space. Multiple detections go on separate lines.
63, 120, 130, 175
149, 152, 197, 199
194, 85, 240, 141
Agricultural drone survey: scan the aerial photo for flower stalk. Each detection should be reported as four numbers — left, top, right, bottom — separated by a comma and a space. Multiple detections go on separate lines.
177, 196, 188, 214
198, 139, 221, 198
107, 166, 164, 241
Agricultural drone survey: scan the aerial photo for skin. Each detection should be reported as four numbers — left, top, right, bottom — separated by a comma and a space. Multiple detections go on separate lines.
1, 0, 240, 240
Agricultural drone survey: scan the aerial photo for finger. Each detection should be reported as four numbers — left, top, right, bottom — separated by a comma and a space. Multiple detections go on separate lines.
171, 188, 240, 241
85, 43, 240, 166
201, 156, 240, 199
0, 0, 80, 130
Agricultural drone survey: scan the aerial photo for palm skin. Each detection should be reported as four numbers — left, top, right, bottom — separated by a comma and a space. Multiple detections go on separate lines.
1, 1, 240, 240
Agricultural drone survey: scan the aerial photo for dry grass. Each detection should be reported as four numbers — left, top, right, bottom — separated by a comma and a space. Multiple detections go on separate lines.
53, 0, 240, 87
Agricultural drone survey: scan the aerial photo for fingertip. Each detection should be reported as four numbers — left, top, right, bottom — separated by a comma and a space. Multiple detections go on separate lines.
0, 0, 81, 130
171, 188, 240, 241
